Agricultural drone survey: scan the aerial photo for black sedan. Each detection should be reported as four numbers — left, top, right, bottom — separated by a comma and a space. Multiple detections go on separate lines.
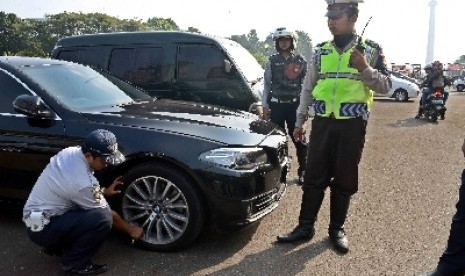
0, 56, 289, 251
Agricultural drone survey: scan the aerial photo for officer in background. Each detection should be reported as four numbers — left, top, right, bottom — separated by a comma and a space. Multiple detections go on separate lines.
263, 27, 308, 185
23, 129, 142, 275
276, 0, 390, 254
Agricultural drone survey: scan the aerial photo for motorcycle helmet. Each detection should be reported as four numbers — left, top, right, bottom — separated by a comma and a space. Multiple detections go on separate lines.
272, 27, 296, 51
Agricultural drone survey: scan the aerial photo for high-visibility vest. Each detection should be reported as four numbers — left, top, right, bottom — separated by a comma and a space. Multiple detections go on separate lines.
312, 40, 375, 119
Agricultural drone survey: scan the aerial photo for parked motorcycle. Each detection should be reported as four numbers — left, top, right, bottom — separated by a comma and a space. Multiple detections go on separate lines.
421, 88, 446, 122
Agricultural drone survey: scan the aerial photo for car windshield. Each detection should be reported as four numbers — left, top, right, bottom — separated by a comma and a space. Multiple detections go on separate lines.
22, 64, 151, 111
220, 39, 264, 83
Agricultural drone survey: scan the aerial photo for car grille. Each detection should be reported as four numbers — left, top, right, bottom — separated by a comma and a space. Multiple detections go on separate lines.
250, 189, 276, 215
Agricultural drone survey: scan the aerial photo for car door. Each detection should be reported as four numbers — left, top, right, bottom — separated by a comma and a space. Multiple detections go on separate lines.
0, 69, 70, 199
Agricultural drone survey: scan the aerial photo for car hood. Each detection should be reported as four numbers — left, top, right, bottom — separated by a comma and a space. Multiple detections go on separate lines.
81, 99, 281, 145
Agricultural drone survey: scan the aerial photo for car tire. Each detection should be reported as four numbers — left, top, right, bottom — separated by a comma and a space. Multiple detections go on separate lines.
394, 89, 408, 102
457, 84, 464, 92
119, 162, 205, 251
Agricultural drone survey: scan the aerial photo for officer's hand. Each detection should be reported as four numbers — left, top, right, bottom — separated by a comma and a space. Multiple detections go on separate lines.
105, 176, 124, 197
349, 49, 369, 72
293, 127, 305, 142
262, 107, 271, 121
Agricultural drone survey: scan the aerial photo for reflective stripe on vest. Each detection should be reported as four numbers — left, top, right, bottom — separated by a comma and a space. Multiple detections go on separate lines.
312, 41, 373, 119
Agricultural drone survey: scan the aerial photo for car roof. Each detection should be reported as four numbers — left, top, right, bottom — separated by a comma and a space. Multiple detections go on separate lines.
0, 56, 72, 68
54, 31, 225, 48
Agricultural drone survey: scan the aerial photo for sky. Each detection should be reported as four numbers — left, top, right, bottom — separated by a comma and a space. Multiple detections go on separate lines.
1, 0, 463, 66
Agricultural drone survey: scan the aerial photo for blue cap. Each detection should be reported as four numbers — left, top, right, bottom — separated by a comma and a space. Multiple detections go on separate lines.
83, 129, 125, 165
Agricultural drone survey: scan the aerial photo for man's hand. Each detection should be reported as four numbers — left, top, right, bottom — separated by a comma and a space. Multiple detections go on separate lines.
349, 49, 369, 72
293, 127, 305, 142
104, 176, 124, 197
262, 107, 271, 121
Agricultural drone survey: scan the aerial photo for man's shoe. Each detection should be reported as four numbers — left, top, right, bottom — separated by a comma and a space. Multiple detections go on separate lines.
415, 114, 421, 119
277, 226, 315, 243
329, 228, 349, 253
64, 263, 108, 275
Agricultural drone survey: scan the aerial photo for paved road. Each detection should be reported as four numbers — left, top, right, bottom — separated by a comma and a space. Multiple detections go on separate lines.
1, 91, 465, 276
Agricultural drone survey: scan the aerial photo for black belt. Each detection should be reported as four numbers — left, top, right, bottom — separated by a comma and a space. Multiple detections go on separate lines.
270, 97, 297, 104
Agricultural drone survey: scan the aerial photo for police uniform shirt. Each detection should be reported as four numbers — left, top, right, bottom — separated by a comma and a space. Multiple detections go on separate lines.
295, 38, 390, 127
23, 146, 110, 220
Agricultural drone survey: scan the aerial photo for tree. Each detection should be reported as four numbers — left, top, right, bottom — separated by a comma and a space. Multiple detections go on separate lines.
295, 30, 313, 63
0, 12, 24, 55
146, 17, 179, 31
186, 27, 201, 33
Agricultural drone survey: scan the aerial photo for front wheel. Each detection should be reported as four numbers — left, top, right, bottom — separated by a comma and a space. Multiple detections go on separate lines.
457, 84, 465, 92
120, 162, 205, 251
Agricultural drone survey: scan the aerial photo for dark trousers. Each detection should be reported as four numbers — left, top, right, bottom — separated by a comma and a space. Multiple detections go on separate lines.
27, 208, 112, 269
269, 101, 308, 171
436, 169, 465, 275
304, 116, 367, 195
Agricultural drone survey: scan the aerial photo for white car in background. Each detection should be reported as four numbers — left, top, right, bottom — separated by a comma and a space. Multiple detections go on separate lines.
374, 74, 420, 102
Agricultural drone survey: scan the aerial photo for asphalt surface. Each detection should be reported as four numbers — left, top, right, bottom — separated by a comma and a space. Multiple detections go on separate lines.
1, 90, 464, 276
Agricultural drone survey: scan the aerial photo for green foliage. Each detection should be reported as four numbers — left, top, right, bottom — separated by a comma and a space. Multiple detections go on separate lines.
146, 17, 179, 31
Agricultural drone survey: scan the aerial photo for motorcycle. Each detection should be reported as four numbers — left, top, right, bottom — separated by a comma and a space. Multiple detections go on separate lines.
421, 87, 446, 122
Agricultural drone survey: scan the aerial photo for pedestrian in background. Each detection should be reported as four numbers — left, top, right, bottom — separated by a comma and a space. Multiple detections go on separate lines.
276, 0, 390, 254
262, 27, 308, 185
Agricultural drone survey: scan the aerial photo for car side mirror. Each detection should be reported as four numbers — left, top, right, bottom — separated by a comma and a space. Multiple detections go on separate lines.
13, 94, 55, 119
224, 59, 232, 74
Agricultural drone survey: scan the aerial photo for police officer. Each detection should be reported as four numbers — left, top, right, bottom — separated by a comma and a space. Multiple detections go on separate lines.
276, 0, 390, 254
263, 27, 308, 185
23, 129, 141, 275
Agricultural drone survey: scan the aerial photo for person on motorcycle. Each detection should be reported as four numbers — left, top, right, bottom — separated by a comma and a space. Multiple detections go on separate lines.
415, 61, 450, 120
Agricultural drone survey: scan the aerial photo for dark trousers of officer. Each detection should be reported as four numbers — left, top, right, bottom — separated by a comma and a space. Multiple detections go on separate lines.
436, 169, 465, 275
269, 101, 308, 174
27, 208, 112, 270
298, 116, 367, 231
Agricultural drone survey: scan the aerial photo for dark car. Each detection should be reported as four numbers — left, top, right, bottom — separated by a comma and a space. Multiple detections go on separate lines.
0, 56, 288, 251
51, 31, 265, 115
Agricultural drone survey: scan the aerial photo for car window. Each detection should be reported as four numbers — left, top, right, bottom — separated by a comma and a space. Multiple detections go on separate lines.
177, 45, 228, 81
109, 47, 166, 90
0, 70, 32, 114
109, 48, 133, 82
22, 64, 136, 111
57, 48, 105, 69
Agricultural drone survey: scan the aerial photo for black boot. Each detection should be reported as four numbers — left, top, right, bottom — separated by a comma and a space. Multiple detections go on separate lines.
328, 189, 351, 253
277, 189, 324, 243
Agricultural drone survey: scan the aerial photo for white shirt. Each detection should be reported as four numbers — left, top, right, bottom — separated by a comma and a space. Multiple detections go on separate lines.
23, 147, 110, 220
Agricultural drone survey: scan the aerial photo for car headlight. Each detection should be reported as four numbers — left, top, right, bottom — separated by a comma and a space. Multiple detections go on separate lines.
199, 147, 267, 170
